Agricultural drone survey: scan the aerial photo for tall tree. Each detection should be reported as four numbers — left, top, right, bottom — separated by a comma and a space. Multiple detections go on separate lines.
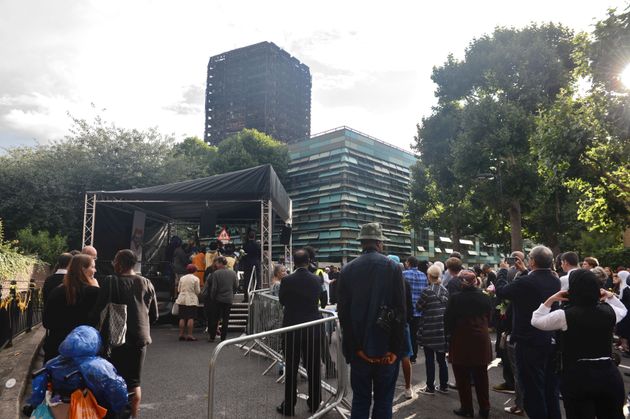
412, 24, 578, 251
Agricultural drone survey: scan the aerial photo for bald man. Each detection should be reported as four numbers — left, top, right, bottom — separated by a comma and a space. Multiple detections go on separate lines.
81, 245, 98, 260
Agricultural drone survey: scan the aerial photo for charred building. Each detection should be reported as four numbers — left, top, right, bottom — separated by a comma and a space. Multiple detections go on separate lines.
204, 42, 311, 145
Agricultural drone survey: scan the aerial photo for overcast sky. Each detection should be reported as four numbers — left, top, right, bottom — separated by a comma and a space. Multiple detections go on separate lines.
0, 0, 627, 152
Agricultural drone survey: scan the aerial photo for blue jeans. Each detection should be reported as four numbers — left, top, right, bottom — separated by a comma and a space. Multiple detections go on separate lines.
515, 342, 560, 419
350, 358, 400, 419
423, 347, 448, 390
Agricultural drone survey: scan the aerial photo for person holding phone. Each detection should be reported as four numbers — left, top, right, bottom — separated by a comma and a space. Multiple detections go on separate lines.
531, 269, 626, 418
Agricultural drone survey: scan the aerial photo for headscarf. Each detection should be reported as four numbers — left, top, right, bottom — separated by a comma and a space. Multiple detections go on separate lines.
619, 270, 630, 295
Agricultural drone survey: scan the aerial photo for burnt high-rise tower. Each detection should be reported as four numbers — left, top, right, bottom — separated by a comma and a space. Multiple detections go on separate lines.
204, 42, 311, 145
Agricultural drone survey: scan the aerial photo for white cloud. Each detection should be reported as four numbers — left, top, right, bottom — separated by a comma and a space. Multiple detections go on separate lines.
0, 0, 627, 151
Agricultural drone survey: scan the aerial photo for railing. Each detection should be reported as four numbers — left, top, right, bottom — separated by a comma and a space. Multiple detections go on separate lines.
0, 283, 43, 349
208, 290, 347, 418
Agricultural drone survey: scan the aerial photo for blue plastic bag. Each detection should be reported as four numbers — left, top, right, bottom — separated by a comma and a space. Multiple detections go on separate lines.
30, 400, 54, 419
78, 357, 128, 413
44, 356, 83, 394
58, 326, 102, 358
28, 371, 49, 406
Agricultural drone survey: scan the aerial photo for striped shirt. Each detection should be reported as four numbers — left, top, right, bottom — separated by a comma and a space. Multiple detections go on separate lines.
403, 268, 428, 317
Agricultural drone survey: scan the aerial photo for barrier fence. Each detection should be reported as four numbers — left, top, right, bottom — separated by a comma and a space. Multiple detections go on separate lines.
0, 283, 43, 349
208, 289, 347, 418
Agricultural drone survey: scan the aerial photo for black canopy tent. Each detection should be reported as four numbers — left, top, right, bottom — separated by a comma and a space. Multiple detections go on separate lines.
82, 164, 292, 286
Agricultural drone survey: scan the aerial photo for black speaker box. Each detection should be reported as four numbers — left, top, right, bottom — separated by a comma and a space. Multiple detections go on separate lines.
199, 209, 217, 237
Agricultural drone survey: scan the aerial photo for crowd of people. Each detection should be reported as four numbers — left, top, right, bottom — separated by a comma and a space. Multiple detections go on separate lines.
37, 225, 630, 418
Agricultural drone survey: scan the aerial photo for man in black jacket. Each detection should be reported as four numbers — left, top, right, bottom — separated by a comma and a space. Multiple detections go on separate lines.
277, 249, 323, 416
338, 223, 406, 419
496, 245, 561, 419
42, 252, 73, 305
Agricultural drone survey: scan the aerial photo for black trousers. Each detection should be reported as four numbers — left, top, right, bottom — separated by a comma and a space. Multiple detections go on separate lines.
409, 317, 421, 360
282, 326, 322, 415
561, 360, 625, 419
207, 301, 231, 341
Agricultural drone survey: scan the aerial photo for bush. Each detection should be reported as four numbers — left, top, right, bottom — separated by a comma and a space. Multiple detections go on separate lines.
0, 220, 39, 282
599, 247, 630, 270
16, 227, 68, 267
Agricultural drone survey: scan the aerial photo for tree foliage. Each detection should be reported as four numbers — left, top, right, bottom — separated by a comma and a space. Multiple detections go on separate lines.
411, 24, 577, 251
215, 129, 290, 183
15, 226, 68, 267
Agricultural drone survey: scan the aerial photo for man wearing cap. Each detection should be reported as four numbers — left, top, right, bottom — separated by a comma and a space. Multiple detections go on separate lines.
338, 223, 406, 419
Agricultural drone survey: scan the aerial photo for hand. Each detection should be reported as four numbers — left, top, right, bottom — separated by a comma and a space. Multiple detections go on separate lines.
544, 290, 568, 307
514, 258, 527, 272
600, 288, 614, 301
499, 260, 509, 269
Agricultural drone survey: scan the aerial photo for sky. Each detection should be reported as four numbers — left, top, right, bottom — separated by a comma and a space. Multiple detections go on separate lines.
0, 0, 628, 152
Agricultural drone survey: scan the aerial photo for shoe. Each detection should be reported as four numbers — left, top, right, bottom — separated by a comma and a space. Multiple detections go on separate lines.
208, 336, 215, 342
453, 408, 474, 417
186, 336, 198, 341
479, 409, 490, 418
504, 406, 524, 416
492, 382, 515, 394
436, 386, 448, 394
448, 382, 457, 390
418, 386, 435, 395
410, 357, 417, 364
276, 402, 294, 416
404, 388, 413, 399
178, 336, 185, 341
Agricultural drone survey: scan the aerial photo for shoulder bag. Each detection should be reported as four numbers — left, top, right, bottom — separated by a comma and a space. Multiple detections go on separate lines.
99, 275, 127, 353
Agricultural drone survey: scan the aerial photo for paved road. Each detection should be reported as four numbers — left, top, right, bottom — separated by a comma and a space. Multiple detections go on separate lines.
140, 324, 630, 418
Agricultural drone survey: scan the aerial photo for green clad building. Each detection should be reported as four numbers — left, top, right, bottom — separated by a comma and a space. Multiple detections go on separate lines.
287, 127, 417, 263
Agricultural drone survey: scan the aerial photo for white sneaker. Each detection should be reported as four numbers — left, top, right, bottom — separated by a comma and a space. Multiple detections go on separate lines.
404, 388, 413, 399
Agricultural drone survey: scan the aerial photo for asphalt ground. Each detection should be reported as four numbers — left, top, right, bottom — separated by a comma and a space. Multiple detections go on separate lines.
140, 324, 630, 419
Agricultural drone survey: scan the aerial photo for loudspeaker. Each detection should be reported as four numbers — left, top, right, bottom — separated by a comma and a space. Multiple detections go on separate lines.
279, 225, 292, 245
199, 209, 217, 237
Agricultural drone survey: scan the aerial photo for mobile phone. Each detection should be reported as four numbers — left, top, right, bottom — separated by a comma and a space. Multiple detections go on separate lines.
505, 257, 517, 266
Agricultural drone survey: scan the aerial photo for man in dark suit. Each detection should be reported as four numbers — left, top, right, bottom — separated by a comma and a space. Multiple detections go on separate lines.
496, 245, 561, 419
277, 249, 323, 416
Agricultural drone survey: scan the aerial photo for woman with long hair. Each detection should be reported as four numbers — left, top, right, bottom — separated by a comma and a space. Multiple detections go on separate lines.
42, 254, 100, 361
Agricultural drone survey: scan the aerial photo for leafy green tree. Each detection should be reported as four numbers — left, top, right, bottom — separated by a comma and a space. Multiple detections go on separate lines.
215, 129, 290, 183
0, 219, 40, 282
412, 24, 578, 251
167, 136, 218, 179
15, 226, 68, 267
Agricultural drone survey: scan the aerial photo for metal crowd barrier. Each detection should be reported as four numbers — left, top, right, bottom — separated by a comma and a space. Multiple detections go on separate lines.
0, 284, 43, 349
208, 291, 347, 418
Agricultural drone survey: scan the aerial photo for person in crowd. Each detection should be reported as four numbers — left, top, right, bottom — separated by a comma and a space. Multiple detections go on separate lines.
241, 229, 261, 303
610, 270, 622, 295
495, 245, 561, 419
221, 243, 237, 270
582, 256, 599, 269
482, 264, 497, 288
445, 269, 492, 418
304, 246, 329, 308
618, 270, 629, 297
337, 223, 406, 419
559, 252, 580, 291
175, 264, 200, 341
171, 237, 189, 283
42, 252, 73, 304
591, 266, 608, 288
403, 256, 428, 364
91, 249, 158, 418
43, 254, 100, 362
277, 249, 323, 416
615, 272, 630, 355
417, 264, 449, 396
388, 255, 414, 400
270, 263, 287, 297
81, 245, 98, 260
603, 266, 614, 289
444, 257, 464, 296
205, 256, 238, 342
531, 269, 627, 418
191, 248, 206, 287
328, 265, 341, 304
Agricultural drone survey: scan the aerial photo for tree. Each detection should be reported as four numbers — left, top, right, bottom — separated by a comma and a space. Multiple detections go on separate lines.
15, 227, 68, 267
215, 129, 290, 183
167, 136, 218, 179
412, 24, 578, 251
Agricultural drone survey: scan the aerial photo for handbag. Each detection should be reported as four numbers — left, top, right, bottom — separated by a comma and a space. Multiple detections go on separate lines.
99, 276, 127, 353
171, 302, 179, 316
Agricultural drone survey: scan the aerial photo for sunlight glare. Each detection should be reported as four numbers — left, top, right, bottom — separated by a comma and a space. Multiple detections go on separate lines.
621, 64, 630, 89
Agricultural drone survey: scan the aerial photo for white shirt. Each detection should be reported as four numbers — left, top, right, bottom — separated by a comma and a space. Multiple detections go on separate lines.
559, 268, 578, 291
54, 269, 68, 275
531, 295, 627, 331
